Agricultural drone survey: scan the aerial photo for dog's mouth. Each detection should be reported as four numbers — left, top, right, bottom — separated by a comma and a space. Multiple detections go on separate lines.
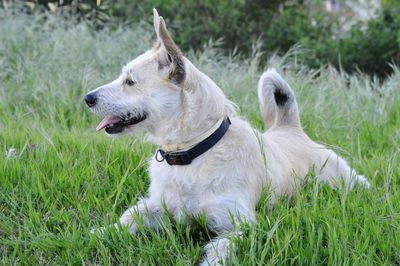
96, 113, 147, 134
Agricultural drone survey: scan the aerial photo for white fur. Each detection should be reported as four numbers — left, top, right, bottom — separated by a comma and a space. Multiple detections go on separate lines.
87, 9, 370, 265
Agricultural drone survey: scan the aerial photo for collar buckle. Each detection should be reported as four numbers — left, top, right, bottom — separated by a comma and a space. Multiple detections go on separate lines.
158, 149, 192, 165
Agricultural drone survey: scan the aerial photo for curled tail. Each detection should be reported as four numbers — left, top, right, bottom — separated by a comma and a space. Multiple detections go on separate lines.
257, 69, 300, 128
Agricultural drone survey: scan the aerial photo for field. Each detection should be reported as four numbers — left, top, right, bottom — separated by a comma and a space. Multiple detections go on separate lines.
0, 11, 399, 265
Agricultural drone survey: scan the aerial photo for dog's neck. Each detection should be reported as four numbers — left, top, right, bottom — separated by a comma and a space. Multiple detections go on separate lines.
149, 59, 236, 147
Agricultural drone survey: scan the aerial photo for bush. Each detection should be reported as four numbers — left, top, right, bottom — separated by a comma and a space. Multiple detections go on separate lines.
305, 8, 399, 77
337, 9, 400, 77
263, 3, 400, 77
263, 4, 337, 68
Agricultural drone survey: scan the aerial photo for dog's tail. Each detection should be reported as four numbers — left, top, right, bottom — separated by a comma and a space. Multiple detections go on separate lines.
257, 69, 300, 128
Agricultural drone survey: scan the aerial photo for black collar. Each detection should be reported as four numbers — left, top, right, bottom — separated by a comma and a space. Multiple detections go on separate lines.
156, 117, 231, 165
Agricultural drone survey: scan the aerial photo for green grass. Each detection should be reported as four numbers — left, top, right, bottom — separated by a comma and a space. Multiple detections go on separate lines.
1, 10, 399, 265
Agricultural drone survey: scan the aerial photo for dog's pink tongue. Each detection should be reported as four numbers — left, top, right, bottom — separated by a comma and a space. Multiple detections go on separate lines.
96, 116, 121, 132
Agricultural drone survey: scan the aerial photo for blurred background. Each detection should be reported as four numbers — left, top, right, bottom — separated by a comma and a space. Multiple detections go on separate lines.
2, 0, 399, 78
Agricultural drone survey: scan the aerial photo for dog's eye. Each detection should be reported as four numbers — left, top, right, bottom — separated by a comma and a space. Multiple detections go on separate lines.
125, 79, 136, 86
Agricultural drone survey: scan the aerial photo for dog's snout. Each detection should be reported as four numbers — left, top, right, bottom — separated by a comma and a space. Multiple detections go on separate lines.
84, 92, 98, 107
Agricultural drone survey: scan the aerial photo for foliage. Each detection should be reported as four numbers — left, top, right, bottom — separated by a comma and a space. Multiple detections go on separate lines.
263, 3, 400, 77
4, 0, 400, 77
109, 0, 287, 57
336, 9, 400, 77
263, 4, 337, 68
5, 0, 112, 26
1, 11, 400, 265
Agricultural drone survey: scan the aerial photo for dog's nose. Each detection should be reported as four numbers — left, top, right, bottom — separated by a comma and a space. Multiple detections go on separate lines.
84, 92, 97, 107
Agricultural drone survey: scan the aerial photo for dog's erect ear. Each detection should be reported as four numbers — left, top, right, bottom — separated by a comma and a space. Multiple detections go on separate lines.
153, 8, 161, 40
153, 8, 185, 84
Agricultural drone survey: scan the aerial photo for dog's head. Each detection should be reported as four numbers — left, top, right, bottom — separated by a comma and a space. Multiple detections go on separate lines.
85, 9, 186, 136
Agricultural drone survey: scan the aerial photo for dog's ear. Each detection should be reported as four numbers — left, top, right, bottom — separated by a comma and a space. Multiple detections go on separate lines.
153, 8, 161, 41
153, 9, 185, 84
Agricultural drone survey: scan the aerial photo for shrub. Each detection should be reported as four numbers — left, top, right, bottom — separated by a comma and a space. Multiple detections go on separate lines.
265, 3, 400, 78
336, 8, 400, 77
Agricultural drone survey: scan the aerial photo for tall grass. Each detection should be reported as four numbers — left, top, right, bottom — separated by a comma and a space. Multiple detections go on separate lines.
0, 10, 399, 265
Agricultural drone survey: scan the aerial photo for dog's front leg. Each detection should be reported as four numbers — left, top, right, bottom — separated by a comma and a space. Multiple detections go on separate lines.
119, 198, 163, 234
91, 199, 162, 235
199, 208, 248, 266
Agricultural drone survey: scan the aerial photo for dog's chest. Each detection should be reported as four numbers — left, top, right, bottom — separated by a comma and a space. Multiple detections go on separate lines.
148, 160, 212, 214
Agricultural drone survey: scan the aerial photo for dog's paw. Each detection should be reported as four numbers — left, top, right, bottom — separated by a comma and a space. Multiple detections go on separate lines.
200, 238, 230, 266
90, 227, 104, 235
352, 175, 371, 189
90, 223, 120, 235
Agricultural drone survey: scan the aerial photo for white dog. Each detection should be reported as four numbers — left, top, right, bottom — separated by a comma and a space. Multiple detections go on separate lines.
85, 9, 369, 265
